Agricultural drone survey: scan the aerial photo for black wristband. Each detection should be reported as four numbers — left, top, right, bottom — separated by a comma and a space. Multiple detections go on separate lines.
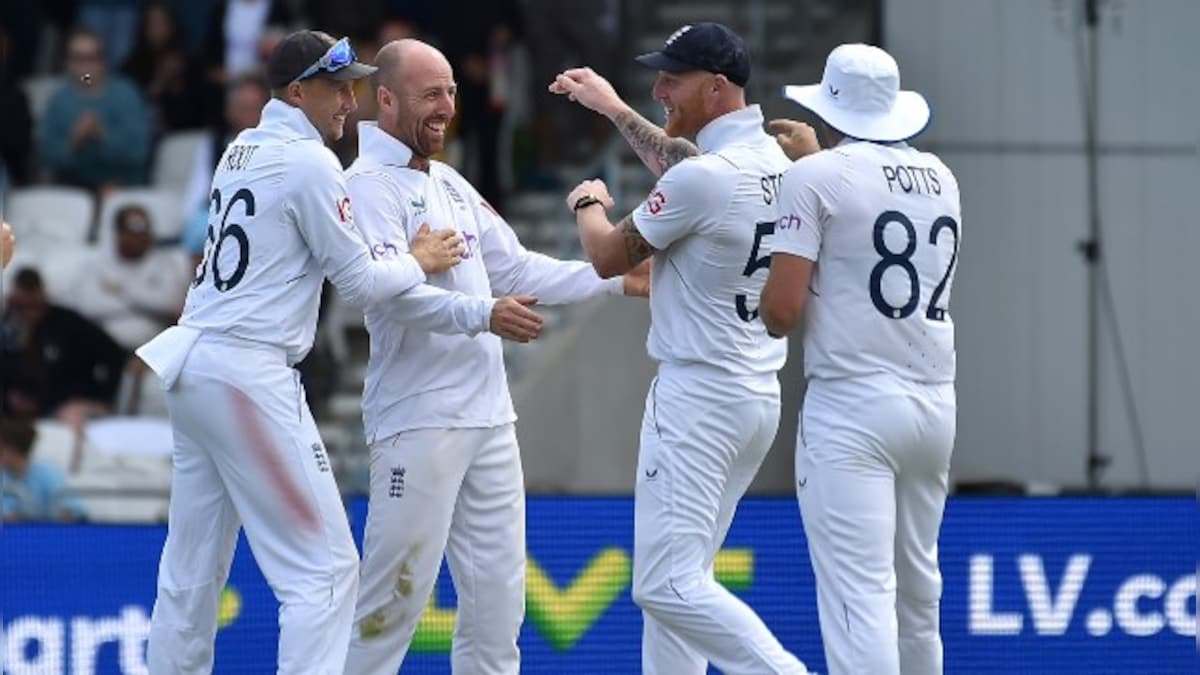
573, 194, 603, 212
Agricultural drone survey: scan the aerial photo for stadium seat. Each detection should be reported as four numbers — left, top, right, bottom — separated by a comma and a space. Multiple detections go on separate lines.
5, 186, 94, 246
96, 187, 186, 244
32, 419, 85, 475
3, 187, 97, 301
152, 130, 208, 196
69, 450, 172, 523
85, 416, 174, 459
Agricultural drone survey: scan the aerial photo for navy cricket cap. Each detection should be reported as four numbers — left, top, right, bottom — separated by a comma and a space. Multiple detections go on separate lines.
635, 23, 751, 87
266, 30, 376, 89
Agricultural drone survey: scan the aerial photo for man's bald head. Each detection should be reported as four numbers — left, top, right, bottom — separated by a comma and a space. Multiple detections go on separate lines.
371, 39, 457, 163
371, 39, 450, 93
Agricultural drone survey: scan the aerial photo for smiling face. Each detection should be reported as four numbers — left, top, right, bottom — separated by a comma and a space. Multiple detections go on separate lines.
291, 76, 357, 143
375, 41, 456, 159
651, 70, 720, 139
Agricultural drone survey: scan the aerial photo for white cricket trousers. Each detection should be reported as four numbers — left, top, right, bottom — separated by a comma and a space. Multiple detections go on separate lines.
146, 335, 360, 674
345, 424, 524, 675
797, 374, 956, 675
634, 363, 808, 675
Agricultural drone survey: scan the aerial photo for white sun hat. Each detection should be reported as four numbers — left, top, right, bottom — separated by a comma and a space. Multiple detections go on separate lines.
783, 43, 930, 142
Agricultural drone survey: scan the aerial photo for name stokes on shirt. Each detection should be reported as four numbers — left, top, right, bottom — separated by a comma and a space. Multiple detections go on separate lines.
761, 172, 784, 205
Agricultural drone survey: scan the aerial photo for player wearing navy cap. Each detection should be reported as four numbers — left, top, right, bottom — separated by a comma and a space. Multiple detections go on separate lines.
552, 23, 811, 675
138, 30, 538, 673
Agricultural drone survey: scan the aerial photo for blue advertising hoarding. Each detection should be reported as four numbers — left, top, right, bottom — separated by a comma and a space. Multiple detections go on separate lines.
1, 497, 1195, 673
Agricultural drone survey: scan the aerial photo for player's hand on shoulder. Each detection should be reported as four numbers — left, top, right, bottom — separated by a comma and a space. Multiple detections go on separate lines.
768, 118, 821, 161
410, 223, 465, 273
549, 67, 624, 118
490, 295, 543, 343
623, 259, 651, 298
566, 179, 615, 214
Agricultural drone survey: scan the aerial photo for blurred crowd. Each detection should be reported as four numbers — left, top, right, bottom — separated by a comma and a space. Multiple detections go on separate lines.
0, 0, 625, 522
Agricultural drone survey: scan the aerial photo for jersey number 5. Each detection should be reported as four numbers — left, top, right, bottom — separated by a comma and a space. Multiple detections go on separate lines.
735, 221, 776, 321
193, 187, 255, 292
868, 210, 959, 321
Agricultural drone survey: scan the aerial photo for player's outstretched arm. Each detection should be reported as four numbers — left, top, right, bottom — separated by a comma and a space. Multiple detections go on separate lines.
767, 119, 822, 162
566, 178, 656, 278
550, 67, 698, 177
760, 252, 815, 338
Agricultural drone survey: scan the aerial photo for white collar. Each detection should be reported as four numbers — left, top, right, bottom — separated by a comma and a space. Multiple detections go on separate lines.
259, 99, 323, 142
356, 122, 418, 168
837, 137, 908, 149
695, 105, 765, 153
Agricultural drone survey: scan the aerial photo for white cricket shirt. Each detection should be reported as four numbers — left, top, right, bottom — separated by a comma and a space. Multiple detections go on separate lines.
348, 123, 623, 442
632, 105, 791, 388
772, 139, 962, 383
176, 100, 429, 366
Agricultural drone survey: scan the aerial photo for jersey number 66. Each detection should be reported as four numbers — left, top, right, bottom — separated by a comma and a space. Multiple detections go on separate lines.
193, 187, 255, 292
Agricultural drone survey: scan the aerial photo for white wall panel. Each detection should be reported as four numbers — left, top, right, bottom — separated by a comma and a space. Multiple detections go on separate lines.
887, 0, 1200, 489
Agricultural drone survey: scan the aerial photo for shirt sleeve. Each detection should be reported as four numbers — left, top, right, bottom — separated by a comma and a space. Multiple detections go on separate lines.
477, 195, 623, 303
289, 150, 427, 308
771, 155, 833, 262
631, 158, 729, 250
347, 171, 495, 335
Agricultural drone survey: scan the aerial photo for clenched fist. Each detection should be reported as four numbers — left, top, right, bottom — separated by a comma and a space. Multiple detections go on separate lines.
490, 295, 543, 343
549, 67, 625, 119
566, 179, 615, 213
410, 223, 465, 274
0, 221, 13, 268
767, 119, 821, 161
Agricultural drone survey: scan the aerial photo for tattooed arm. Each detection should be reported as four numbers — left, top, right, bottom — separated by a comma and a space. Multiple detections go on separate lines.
612, 107, 699, 177
566, 178, 656, 278
578, 210, 656, 279
549, 67, 698, 176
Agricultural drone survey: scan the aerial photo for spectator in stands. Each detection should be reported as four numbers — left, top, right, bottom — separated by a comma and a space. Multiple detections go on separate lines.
76, 205, 191, 352
123, 1, 207, 133
443, 0, 522, 213
0, 2, 44, 81
0, 268, 127, 426
39, 28, 151, 192
0, 417, 85, 522
77, 0, 143, 70
304, 0, 388, 46
378, 15, 420, 44
0, 27, 33, 186
522, 0, 620, 173
181, 74, 270, 260
201, 0, 292, 124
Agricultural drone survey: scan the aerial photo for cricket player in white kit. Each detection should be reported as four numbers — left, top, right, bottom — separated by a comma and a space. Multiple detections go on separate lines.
343, 40, 643, 675
135, 32, 535, 674
555, 23, 809, 675
761, 44, 962, 675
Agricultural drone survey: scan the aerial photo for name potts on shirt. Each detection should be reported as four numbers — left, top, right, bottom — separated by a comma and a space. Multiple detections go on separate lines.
882, 165, 941, 196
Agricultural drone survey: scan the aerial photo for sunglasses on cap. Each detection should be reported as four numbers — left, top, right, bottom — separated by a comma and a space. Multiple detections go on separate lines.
295, 37, 356, 82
